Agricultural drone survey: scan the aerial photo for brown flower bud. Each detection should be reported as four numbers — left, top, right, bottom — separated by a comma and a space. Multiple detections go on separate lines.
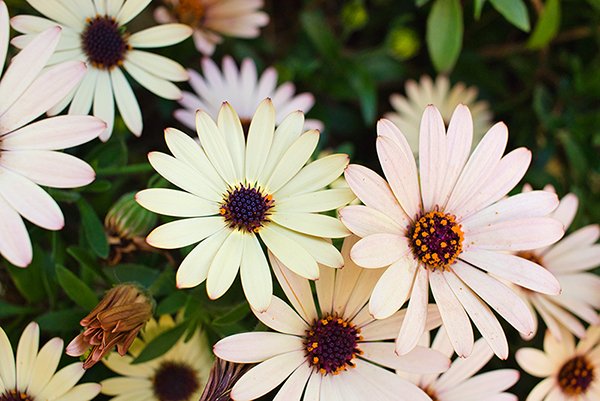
66, 283, 154, 369
199, 358, 253, 401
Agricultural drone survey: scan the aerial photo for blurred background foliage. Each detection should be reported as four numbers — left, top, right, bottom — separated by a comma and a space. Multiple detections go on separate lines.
0, 0, 599, 399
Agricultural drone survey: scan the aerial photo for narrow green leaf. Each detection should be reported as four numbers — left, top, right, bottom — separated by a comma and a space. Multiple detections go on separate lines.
55, 264, 98, 310
416, 0, 432, 6
527, 0, 561, 49
77, 198, 109, 258
490, 0, 530, 31
37, 308, 84, 333
105, 264, 160, 288
6, 248, 48, 303
132, 323, 188, 364
0, 300, 37, 319
474, 0, 487, 19
300, 11, 341, 60
156, 292, 189, 316
426, 0, 464, 72
212, 302, 251, 326
346, 63, 377, 124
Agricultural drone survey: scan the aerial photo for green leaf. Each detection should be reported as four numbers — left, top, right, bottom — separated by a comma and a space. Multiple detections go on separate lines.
55, 264, 99, 310
0, 300, 37, 319
416, 0, 432, 5
6, 248, 48, 303
474, 0, 487, 19
77, 198, 109, 258
527, 0, 561, 49
212, 302, 251, 326
37, 308, 84, 333
426, 0, 464, 72
346, 63, 377, 124
156, 292, 189, 316
105, 264, 160, 288
132, 323, 188, 364
300, 11, 341, 60
489, 0, 530, 31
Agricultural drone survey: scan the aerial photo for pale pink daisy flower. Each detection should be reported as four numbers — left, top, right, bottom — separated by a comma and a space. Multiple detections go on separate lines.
214, 236, 450, 401
154, 0, 269, 56
136, 99, 353, 311
385, 75, 492, 153
175, 56, 323, 132
511, 185, 600, 340
516, 325, 600, 401
0, 2, 105, 267
340, 104, 564, 359
0, 322, 100, 401
11, 0, 193, 141
399, 328, 519, 401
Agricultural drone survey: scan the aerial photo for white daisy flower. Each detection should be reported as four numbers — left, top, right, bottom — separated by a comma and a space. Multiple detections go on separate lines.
214, 236, 450, 401
385, 75, 492, 153
11, 0, 193, 141
154, 0, 269, 56
101, 315, 213, 401
0, 1, 105, 267
512, 185, 600, 340
136, 99, 353, 311
399, 328, 519, 401
516, 325, 600, 401
175, 55, 323, 132
0, 322, 100, 401
340, 104, 564, 359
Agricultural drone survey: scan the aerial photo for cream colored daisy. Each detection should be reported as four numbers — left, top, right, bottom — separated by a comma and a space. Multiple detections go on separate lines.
11, 0, 193, 141
214, 236, 449, 401
385, 75, 492, 153
0, 322, 100, 401
175, 55, 323, 131
136, 99, 353, 311
154, 0, 269, 56
517, 325, 600, 401
512, 185, 600, 340
102, 315, 213, 401
340, 105, 563, 359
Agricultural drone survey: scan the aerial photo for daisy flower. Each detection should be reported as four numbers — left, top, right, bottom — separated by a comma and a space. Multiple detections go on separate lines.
516, 325, 600, 401
101, 315, 213, 401
0, 322, 100, 401
340, 104, 564, 359
154, 0, 269, 56
214, 236, 450, 401
11, 0, 193, 141
175, 56, 323, 132
136, 99, 353, 311
0, 2, 105, 267
399, 328, 519, 401
385, 75, 492, 153
511, 185, 600, 340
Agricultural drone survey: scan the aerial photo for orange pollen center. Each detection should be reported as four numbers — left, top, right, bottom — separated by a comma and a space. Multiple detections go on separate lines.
408, 210, 464, 271
558, 355, 595, 396
0, 389, 34, 401
173, 0, 205, 26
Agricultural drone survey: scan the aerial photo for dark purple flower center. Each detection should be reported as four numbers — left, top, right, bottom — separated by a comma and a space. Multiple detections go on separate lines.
304, 314, 362, 375
0, 390, 34, 401
558, 355, 595, 396
153, 361, 200, 401
409, 210, 464, 270
219, 185, 274, 233
82, 16, 129, 69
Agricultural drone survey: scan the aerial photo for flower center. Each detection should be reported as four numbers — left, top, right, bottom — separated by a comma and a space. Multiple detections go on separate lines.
304, 314, 362, 375
423, 388, 439, 401
0, 390, 34, 401
516, 251, 544, 267
558, 355, 595, 396
173, 0, 205, 26
219, 185, 274, 233
153, 361, 200, 401
82, 16, 129, 70
409, 211, 464, 270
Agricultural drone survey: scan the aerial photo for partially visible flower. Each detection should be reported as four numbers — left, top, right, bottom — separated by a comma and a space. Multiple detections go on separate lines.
105, 192, 158, 265
399, 328, 519, 401
11, 0, 193, 141
66, 284, 154, 369
0, 2, 105, 267
214, 236, 449, 401
512, 185, 600, 340
137, 99, 353, 312
385, 75, 492, 153
0, 322, 100, 401
199, 358, 252, 401
340, 105, 563, 359
517, 326, 600, 401
154, 0, 269, 56
175, 56, 323, 132
102, 315, 213, 401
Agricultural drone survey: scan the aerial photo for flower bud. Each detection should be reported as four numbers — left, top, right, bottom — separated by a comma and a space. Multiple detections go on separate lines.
199, 358, 253, 401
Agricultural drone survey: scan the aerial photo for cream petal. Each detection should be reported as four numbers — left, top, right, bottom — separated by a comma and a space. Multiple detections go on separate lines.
271, 228, 343, 268
441, 370, 519, 400
176, 229, 228, 288
351, 233, 410, 268
368, 258, 418, 319
303, 371, 321, 401
195, 110, 237, 185
315, 265, 335, 315
354, 359, 432, 401
361, 342, 449, 374
110, 67, 142, 136
545, 245, 600, 273
360, 304, 441, 342
10, 16, 59, 36
240, 234, 272, 312
260, 111, 305, 182
146, 216, 226, 249
253, 296, 308, 336
559, 273, 600, 309
273, 363, 311, 401
532, 296, 564, 343
533, 295, 586, 338
206, 230, 244, 300
339, 205, 404, 237
123, 61, 181, 100
0, 2, 8, 72
276, 188, 356, 213
245, 98, 275, 183
543, 225, 600, 261
267, 130, 319, 193
523, 378, 554, 401
430, 269, 474, 358
275, 154, 349, 198
216, 103, 245, 181
215, 333, 303, 364
93, 69, 115, 141
136, 188, 218, 217
26, 0, 83, 28
271, 212, 349, 239
0, 195, 32, 267
0, 325, 16, 389
128, 24, 192, 47
106, 0, 125, 16
116, 0, 152, 24
54, 383, 101, 401
551, 192, 579, 230
548, 292, 600, 326
435, 338, 494, 391
515, 348, 554, 377
395, 267, 429, 355
231, 351, 306, 401
36, 363, 85, 400
15, 322, 38, 392
100, 377, 150, 396
101, 353, 154, 378
69, 67, 97, 115
418, 105, 447, 213
126, 50, 187, 81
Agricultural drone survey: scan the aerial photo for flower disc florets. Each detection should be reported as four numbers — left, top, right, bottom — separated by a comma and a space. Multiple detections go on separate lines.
304, 314, 362, 375
558, 355, 595, 396
172, 0, 205, 26
219, 184, 274, 233
409, 210, 464, 270
82, 16, 129, 69
0, 390, 34, 401
153, 361, 200, 401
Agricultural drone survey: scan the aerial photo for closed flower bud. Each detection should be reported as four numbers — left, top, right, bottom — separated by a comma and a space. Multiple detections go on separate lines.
199, 358, 253, 401
66, 284, 154, 369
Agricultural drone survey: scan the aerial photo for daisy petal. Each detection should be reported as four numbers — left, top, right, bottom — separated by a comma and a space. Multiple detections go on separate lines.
395, 267, 429, 355
0, 195, 32, 267
273, 363, 311, 401
245, 98, 275, 183
195, 110, 237, 185
277, 188, 355, 213
116, 0, 152, 24
267, 130, 319, 193
369, 258, 418, 319
275, 154, 349, 198
215, 333, 303, 363
418, 105, 447, 212
93, 69, 115, 141
0, 2, 8, 72
435, 338, 493, 391
253, 296, 307, 336
126, 50, 187, 82
515, 348, 553, 377
123, 61, 181, 100
240, 234, 272, 312
206, 230, 244, 300
110, 67, 142, 136
544, 244, 600, 273
339, 205, 403, 237
16, 322, 39, 392
128, 24, 192, 47
351, 233, 410, 268
522, 378, 553, 401
0, 324, 16, 388
136, 188, 217, 217
176, 229, 228, 289
146, 217, 225, 249
25, 0, 82, 28
271, 212, 349, 239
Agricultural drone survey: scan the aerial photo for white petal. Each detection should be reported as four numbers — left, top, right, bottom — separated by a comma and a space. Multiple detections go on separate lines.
176, 229, 228, 289
128, 24, 192, 47
277, 188, 355, 213
360, 304, 441, 341
126, 50, 187, 81
0, 2, 8, 73
245, 98, 275, 183
69, 67, 98, 115
275, 154, 349, 198
53, 383, 101, 401
515, 348, 554, 377
146, 216, 226, 249
25, 0, 83, 28
523, 378, 554, 401
116, 0, 152, 24
0, 324, 16, 389
369, 258, 418, 319
339, 205, 404, 237
35, 362, 86, 400
396, 267, 429, 355
240, 234, 272, 311
216, 102, 245, 181
551, 192, 579, 230
267, 130, 319, 192
110, 67, 142, 136
253, 296, 307, 336
16, 322, 39, 392
273, 363, 311, 401
215, 333, 303, 364
206, 230, 244, 300
271, 212, 349, 239
195, 110, 237, 185
435, 338, 493, 391
543, 225, 600, 261
351, 233, 410, 268
261, 111, 305, 181
0, 195, 32, 267
418, 105, 447, 213
545, 244, 600, 273
271, 228, 343, 268
354, 359, 432, 401
441, 370, 519, 400
123, 61, 181, 100
361, 342, 449, 373
136, 188, 217, 217
93, 69, 115, 141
